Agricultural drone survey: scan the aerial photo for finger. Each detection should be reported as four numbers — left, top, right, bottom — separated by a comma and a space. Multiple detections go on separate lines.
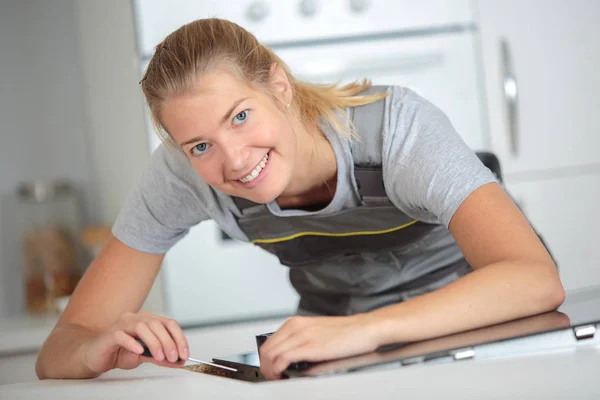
146, 357, 186, 369
148, 319, 179, 363
113, 330, 144, 356
260, 316, 307, 353
261, 334, 310, 380
161, 317, 189, 361
271, 342, 322, 379
83, 330, 141, 373
134, 322, 165, 361
260, 331, 308, 369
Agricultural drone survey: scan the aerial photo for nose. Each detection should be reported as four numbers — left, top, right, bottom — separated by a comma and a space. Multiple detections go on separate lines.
222, 138, 250, 173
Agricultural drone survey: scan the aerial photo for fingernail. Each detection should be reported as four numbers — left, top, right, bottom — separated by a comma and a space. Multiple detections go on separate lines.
184, 347, 190, 359
157, 349, 165, 361
169, 350, 177, 362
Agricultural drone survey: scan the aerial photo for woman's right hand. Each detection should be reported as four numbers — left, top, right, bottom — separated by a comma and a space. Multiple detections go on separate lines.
82, 311, 190, 374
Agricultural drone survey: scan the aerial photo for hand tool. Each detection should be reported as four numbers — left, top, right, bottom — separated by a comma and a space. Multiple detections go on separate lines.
135, 338, 238, 372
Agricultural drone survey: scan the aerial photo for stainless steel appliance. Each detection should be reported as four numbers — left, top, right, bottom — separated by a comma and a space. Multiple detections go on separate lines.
131, 0, 490, 326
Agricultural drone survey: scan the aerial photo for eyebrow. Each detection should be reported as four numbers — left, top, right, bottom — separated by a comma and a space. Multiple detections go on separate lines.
179, 97, 250, 147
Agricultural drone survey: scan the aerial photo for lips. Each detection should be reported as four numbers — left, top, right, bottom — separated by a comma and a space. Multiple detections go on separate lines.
235, 151, 271, 186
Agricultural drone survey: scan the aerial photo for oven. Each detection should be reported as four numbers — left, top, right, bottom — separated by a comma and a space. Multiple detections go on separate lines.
132, 0, 489, 325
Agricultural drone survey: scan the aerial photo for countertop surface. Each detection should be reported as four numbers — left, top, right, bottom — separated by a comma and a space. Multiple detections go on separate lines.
2, 285, 600, 398
0, 315, 58, 355
1, 344, 599, 400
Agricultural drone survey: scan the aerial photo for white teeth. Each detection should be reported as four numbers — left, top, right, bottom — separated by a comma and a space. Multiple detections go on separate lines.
239, 154, 269, 183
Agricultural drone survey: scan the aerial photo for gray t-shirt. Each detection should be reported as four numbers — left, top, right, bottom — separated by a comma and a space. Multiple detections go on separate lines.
113, 86, 496, 255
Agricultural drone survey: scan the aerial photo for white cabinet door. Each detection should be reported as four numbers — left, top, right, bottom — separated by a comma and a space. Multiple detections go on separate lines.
162, 222, 299, 326
0, 352, 38, 385
133, 0, 474, 57
476, 0, 600, 176
506, 173, 600, 292
275, 31, 488, 151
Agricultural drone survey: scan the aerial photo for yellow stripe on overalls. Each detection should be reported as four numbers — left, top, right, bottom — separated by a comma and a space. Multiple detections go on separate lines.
251, 219, 420, 244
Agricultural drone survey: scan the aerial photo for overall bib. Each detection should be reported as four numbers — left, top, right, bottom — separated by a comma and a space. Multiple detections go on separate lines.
232, 86, 472, 316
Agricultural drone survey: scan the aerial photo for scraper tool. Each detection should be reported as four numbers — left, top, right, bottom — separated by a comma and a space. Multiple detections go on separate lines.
135, 338, 238, 372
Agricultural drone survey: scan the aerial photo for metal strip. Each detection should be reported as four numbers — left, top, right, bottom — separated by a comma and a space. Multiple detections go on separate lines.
452, 348, 475, 361
574, 324, 596, 340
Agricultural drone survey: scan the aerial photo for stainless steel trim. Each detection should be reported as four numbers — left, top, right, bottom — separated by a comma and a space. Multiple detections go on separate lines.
501, 38, 519, 156
187, 357, 238, 372
452, 347, 475, 361
573, 324, 597, 340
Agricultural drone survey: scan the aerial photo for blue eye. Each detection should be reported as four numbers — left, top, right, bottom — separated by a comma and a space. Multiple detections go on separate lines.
233, 110, 248, 125
191, 142, 210, 156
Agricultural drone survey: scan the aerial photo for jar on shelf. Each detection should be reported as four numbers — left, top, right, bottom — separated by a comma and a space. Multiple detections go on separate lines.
15, 180, 86, 314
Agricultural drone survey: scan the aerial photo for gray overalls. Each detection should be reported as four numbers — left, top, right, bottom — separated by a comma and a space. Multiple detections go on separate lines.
232, 86, 472, 316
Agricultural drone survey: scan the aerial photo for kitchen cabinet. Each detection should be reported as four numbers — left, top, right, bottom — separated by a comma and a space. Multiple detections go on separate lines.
506, 173, 600, 292
0, 315, 57, 385
161, 223, 299, 326
476, 0, 600, 291
133, 0, 487, 325
0, 352, 38, 385
475, 0, 600, 176
133, 0, 475, 57
275, 30, 488, 153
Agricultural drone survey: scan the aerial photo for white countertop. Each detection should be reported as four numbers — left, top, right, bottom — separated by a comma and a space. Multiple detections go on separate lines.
0, 315, 58, 355
1, 343, 598, 399
0, 315, 286, 386
2, 285, 600, 397
0, 313, 284, 356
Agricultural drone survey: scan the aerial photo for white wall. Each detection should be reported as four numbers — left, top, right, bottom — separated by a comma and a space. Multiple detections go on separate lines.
0, 0, 96, 317
73, 0, 164, 314
0, 0, 164, 318
73, 0, 151, 223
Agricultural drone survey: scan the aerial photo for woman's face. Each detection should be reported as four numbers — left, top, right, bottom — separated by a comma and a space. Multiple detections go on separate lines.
161, 67, 298, 204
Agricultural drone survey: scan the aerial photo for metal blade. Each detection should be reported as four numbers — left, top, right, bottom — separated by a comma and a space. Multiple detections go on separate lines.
187, 357, 238, 372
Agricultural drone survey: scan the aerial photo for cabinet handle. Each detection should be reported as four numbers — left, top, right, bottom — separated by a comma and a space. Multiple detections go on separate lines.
501, 38, 519, 156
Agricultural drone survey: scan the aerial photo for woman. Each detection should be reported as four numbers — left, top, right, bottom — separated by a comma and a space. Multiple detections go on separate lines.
36, 18, 564, 381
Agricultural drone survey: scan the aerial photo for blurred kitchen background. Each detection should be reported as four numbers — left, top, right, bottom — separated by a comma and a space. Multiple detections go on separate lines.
0, 0, 599, 353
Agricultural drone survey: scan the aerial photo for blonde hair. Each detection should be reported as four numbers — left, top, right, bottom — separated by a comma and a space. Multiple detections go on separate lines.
140, 18, 387, 148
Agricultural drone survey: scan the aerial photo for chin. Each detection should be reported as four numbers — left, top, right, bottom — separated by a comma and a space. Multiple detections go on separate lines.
247, 191, 279, 204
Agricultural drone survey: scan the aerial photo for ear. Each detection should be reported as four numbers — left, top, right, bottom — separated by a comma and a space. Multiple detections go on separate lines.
269, 63, 293, 106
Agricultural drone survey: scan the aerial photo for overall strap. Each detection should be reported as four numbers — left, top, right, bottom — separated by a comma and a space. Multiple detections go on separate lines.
232, 194, 258, 211
349, 85, 389, 199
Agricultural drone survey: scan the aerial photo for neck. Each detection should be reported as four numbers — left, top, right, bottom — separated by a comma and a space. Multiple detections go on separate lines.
277, 121, 337, 208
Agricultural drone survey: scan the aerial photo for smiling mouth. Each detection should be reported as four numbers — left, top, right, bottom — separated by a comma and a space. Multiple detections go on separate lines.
238, 153, 269, 183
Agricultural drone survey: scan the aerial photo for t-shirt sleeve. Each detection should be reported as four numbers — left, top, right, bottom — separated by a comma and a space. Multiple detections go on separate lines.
112, 144, 210, 254
383, 87, 497, 227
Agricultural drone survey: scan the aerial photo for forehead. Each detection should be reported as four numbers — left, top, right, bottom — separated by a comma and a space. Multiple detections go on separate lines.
169, 70, 253, 111
161, 70, 256, 138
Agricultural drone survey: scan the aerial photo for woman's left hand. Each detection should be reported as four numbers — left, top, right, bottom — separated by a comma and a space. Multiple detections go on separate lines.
258, 314, 382, 380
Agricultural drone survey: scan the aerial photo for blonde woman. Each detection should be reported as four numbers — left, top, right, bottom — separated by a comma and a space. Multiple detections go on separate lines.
36, 18, 564, 381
